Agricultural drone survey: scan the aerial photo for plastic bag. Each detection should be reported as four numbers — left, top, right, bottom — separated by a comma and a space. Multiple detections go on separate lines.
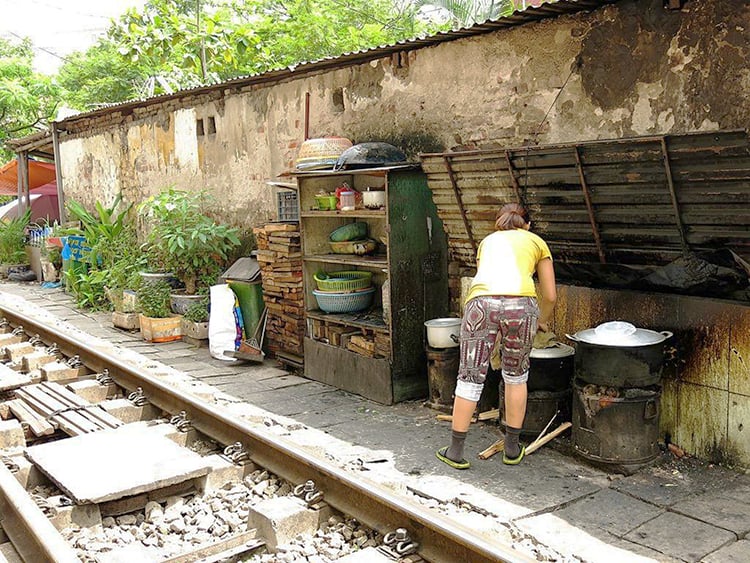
209, 284, 245, 362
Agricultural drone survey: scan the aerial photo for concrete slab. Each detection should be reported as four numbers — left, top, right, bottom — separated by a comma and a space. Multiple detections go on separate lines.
545, 489, 663, 537
612, 461, 742, 508
702, 539, 750, 563
671, 491, 750, 536
516, 512, 659, 563
24, 423, 212, 503
623, 511, 737, 562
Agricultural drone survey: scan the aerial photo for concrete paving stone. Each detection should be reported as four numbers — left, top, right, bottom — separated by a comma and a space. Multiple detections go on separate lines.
516, 512, 660, 563
544, 488, 664, 537
255, 372, 311, 388
670, 491, 750, 536
624, 511, 737, 563
25, 422, 212, 503
701, 539, 750, 563
611, 459, 742, 507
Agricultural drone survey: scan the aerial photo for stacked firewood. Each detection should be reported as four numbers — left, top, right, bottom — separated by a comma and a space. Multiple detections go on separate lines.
253, 224, 304, 361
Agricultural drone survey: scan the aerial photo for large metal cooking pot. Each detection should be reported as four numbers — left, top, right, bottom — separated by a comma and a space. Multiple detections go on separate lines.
528, 342, 575, 392
566, 327, 673, 388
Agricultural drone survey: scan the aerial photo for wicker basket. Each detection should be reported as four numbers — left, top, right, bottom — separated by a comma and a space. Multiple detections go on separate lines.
296, 137, 353, 170
314, 271, 373, 292
313, 287, 376, 313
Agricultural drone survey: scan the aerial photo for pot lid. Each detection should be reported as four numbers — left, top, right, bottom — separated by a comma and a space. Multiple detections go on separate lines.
424, 318, 461, 328
530, 342, 575, 359
570, 327, 672, 347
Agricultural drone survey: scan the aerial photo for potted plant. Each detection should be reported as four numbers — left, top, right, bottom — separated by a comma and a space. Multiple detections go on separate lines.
136, 279, 182, 342
137, 188, 240, 307
0, 209, 33, 278
181, 297, 210, 341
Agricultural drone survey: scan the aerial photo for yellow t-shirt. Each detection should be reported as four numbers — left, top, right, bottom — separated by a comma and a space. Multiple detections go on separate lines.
465, 229, 552, 302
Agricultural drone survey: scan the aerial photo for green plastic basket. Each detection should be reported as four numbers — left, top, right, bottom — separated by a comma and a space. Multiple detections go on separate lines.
314, 270, 373, 292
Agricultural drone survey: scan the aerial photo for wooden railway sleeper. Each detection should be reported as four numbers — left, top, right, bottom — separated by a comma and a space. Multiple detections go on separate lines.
379, 527, 419, 558
293, 480, 323, 506
170, 410, 192, 432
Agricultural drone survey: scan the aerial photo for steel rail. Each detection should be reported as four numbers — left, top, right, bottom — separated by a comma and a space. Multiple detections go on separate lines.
0, 305, 534, 563
0, 463, 81, 562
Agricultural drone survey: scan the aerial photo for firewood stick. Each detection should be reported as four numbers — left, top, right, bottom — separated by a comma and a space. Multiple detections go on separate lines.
532, 410, 559, 444
477, 408, 500, 421
436, 408, 497, 423
436, 414, 478, 423
525, 422, 572, 455
478, 439, 504, 460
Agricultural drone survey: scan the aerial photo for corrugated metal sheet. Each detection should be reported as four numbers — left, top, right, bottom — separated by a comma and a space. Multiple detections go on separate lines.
52, 0, 617, 129
420, 130, 750, 269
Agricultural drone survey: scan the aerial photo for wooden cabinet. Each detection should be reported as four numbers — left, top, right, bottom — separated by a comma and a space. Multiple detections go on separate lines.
294, 165, 448, 404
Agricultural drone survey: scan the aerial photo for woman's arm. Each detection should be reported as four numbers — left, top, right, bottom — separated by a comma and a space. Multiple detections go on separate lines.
536, 257, 557, 332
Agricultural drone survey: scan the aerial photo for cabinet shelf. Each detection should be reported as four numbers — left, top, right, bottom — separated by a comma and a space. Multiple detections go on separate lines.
301, 209, 385, 218
297, 165, 448, 405
306, 309, 389, 333
303, 254, 387, 267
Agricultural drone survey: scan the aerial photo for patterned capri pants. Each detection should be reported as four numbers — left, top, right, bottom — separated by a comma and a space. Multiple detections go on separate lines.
455, 296, 539, 402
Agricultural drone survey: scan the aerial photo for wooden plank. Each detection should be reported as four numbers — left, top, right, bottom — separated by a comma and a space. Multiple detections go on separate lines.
17, 386, 96, 436
41, 382, 123, 430
7, 399, 55, 436
161, 531, 262, 563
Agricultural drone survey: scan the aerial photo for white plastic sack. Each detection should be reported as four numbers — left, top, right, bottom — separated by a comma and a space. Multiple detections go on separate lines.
209, 284, 243, 362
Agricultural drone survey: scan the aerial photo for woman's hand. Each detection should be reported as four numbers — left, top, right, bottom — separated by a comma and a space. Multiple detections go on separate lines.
537, 321, 550, 333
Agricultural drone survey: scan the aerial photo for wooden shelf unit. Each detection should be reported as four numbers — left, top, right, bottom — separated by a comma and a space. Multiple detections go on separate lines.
294, 165, 448, 404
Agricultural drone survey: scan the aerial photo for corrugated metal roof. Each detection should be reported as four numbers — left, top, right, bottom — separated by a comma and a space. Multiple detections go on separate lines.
54, 0, 617, 129
419, 130, 750, 270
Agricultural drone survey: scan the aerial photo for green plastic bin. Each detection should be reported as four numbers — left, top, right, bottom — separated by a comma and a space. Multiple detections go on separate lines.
227, 280, 265, 340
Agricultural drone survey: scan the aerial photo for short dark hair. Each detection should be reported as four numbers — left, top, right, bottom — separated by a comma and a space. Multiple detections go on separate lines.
495, 203, 529, 231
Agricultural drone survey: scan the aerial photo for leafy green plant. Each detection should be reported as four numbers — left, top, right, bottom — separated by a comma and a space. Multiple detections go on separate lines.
63, 198, 146, 311
64, 266, 110, 310
183, 297, 209, 323
136, 279, 172, 318
0, 209, 32, 264
137, 188, 240, 294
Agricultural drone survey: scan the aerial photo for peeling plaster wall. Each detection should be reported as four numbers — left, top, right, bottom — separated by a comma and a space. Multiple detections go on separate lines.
58, 0, 749, 226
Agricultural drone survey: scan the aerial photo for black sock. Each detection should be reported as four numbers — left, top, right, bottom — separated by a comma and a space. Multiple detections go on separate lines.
505, 426, 521, 459
446, 430, 467, 462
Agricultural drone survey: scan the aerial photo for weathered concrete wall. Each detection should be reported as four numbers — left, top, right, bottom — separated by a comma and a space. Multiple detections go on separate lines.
58, 0, 750, 227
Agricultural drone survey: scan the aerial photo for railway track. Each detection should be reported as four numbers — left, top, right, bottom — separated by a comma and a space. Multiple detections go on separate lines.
0, 302, 535, 563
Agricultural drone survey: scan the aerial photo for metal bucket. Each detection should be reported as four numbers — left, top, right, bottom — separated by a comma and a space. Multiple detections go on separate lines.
425, 346, 459, 412
572, 381, 661, 467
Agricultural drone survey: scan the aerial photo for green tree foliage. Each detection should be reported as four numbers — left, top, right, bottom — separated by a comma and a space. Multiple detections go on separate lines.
57, 41, 146, 109
58, 0, 445, 109
0, 38, 60, 160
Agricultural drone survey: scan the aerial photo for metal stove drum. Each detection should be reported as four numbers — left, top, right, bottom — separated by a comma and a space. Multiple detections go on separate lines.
566, 322, 673, 469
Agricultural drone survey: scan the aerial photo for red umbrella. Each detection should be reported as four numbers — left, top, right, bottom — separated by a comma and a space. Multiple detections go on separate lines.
0, 182, 60, 224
